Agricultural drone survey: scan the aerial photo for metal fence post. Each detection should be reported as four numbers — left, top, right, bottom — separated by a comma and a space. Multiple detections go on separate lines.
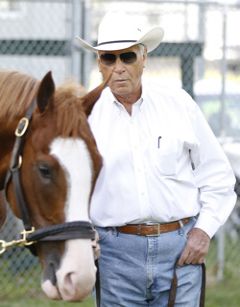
71, 0, 92, 87
216, 226, 225, 281
220, 4, 227, 137
70, 0, 83, 84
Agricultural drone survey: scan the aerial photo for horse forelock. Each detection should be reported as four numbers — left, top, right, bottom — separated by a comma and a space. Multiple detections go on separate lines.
52, 82, 87, 138
0, 70, 39, 121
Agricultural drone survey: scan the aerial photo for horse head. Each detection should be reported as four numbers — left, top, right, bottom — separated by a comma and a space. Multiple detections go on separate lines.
0, 70, 105, 301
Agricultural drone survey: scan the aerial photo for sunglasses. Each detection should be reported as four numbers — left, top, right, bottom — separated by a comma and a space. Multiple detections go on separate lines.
99, 51, 137, 66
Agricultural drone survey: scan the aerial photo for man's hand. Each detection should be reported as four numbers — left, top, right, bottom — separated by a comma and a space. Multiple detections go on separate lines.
178, 228, 210, 266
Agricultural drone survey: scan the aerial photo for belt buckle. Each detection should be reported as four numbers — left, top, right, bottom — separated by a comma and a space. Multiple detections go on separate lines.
146, 224, 161, 237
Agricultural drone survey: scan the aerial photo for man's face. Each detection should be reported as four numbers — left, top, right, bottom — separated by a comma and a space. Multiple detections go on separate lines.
98, 45, 147, 99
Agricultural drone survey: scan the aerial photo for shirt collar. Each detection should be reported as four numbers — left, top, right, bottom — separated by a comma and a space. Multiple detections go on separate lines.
110, 88, 145, 113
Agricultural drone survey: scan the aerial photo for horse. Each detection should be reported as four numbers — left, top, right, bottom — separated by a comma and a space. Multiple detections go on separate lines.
0, 70, 105, 302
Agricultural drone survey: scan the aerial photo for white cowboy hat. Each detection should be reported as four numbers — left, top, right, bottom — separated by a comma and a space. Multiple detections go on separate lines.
75, 10, 164, 53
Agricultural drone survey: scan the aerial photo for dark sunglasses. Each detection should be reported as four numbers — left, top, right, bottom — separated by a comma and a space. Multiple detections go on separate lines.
99, 51, 137, 66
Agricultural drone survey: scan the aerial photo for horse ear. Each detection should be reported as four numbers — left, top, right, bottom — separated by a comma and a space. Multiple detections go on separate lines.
81, 82, 106, 116
37, 71, 55, 113
82, 73, 112, 116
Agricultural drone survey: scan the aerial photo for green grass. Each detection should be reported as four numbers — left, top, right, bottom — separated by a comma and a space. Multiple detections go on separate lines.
205, 236, 240, 307
0, 297, 94, 307
206, 277, 240, 307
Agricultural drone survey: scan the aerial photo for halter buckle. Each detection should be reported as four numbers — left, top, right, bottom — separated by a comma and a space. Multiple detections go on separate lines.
20, 227, 36, 245
15, 117, 29, 137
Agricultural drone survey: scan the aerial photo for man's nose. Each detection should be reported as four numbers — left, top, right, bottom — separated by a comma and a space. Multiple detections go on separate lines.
113, 57, 125, 73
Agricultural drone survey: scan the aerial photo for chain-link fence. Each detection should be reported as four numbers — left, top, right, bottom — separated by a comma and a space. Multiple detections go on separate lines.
0, 0, 240, 305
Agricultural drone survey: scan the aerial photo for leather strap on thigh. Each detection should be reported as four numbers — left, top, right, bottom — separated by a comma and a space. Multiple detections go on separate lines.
168, 262, 206, 307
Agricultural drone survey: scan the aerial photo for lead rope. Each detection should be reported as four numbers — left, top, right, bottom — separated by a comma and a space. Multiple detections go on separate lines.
199, 263, 206, 307
168, 262, 206, 307
95, 260, 101, 307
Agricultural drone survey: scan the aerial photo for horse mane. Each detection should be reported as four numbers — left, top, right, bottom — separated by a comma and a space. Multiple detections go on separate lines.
0, 70, 39, 121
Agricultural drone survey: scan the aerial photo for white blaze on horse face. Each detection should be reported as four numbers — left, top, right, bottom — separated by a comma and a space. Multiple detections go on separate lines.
45, 137, 96, 302
50, 137, 93, 222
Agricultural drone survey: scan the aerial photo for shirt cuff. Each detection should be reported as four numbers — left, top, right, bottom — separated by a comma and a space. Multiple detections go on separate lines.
194, 212, 222, 238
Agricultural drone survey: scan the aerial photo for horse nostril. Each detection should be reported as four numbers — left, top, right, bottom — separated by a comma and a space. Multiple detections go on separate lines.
63, 272, 79, 294
64, 272, 74, 287
60, 271, 94, 301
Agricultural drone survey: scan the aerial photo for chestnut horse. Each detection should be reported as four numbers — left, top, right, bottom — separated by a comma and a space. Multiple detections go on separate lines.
0, 70, 104, 301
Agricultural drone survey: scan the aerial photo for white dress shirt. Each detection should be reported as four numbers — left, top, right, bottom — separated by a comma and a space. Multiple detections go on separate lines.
88, 81, 236, 238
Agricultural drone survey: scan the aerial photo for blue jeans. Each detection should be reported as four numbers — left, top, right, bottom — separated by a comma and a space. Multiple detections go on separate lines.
96, 218, 202, 307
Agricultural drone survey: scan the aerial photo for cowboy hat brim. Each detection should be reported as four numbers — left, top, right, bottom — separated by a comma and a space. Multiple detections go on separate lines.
75, 27, 164, 53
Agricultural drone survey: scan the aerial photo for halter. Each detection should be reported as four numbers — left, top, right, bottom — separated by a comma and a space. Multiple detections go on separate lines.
1, 97, 96, 255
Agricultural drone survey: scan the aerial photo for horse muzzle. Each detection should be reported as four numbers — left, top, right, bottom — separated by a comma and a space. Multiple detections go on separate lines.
41, 239, 96, 301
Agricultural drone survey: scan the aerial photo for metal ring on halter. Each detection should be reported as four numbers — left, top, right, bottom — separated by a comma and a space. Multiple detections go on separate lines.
15, 117, 29, 137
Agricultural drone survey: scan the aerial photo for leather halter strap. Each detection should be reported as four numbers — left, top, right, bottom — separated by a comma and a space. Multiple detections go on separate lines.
27, 221, 96, 242
4, 98, 37, 230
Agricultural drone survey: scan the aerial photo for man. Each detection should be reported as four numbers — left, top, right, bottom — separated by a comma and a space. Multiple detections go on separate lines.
76, 11, 236, 307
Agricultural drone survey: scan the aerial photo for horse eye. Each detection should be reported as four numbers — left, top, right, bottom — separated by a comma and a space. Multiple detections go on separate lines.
38, 163, 52, 179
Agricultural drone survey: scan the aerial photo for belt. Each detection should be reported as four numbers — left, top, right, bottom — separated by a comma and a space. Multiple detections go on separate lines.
116, 218, 191, 236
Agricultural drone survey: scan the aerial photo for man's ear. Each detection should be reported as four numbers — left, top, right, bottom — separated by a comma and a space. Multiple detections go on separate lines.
97, 55, 101, 72
143, 47, 147, 66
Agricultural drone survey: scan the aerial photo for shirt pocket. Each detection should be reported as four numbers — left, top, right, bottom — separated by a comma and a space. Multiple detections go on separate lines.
152, 135, 179, 176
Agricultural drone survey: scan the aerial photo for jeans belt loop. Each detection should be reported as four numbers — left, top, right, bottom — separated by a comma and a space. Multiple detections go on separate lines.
137, 224, 141, 236
178, 219, 184, 228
